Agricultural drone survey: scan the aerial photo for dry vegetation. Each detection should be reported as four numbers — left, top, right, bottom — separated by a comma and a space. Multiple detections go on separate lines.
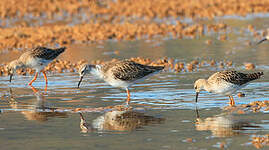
0, 0, 268, 50
0, 57, 236, 76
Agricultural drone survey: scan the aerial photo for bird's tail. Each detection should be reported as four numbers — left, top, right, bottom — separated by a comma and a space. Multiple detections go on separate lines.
55, 47, 66, 54
246, 72, 264, 81
151, 65, 165, 71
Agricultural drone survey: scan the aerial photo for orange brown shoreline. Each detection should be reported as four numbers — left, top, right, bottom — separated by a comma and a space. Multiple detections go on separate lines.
0, 56, 258, 77
1, 0, 269, 20
0, 0, 268, 50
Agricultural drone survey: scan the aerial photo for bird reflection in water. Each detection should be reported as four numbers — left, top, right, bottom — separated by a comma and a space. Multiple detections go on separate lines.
195, 107, 261, 137
8, 86, 67, 122
79, 108, 165, 133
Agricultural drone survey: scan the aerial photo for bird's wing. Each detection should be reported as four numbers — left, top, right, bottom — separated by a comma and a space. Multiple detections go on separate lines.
108, 60, 164, 81
31, 47, 65, 60
214, 71, 250, 85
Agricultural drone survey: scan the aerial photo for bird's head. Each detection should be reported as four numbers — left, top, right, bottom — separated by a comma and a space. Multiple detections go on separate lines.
6, 60, 24, 82
77, 64, 95, 88
194, 79, 207, 103
257, 35, 269, 45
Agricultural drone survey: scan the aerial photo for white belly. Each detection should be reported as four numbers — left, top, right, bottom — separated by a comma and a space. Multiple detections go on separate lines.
105, 77, 131, 89
210, 82, 243, 95
26, 58, 51, 72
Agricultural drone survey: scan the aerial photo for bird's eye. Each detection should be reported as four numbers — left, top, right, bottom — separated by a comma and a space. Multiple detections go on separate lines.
194, 86, 197, 89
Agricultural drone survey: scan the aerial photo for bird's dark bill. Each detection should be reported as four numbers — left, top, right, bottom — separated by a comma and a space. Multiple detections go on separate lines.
195, 92, 199, 102
9, 74, 13, 82
77, 76, 83, 88
257, 38, 267, 45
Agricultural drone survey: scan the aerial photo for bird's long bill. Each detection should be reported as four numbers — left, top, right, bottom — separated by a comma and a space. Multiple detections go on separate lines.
77, 76, 83, 88
195, 92, 199, 103
257, 38, 267, 45
9, 74, 13, 83
195, 106, 200, 118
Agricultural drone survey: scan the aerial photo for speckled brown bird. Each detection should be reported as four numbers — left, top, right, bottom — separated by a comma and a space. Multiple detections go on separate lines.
6, 46, 66, 86
194, 70, 263, 106
77, 60, 164, 105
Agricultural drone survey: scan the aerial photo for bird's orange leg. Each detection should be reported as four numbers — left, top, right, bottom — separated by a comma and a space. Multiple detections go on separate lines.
42, 71, 48, 92
30, 85, 38, 93
41, 71, 48, 92
44, 83, 48, 92
42, 71, 48, 85
28, 72, 38, 85
228, 96, 235, 106
126, 88, 131, 105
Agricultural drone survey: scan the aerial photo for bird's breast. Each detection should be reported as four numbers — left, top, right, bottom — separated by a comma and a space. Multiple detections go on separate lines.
209, 82, 240, 95
104, 76, 131, 88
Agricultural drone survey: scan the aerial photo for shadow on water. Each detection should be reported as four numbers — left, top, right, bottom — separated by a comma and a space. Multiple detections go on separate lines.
195, 107, 263, 138
79, 108, 165, 133
7, 86, 68, 122
4, 85, 166, 134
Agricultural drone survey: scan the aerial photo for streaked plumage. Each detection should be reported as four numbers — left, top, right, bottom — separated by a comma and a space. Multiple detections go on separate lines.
6, 46, 66, 86
194, 70, 263, 106
78, 60, 164, 104
28, 46, 66, 60
102, 60, 163, 81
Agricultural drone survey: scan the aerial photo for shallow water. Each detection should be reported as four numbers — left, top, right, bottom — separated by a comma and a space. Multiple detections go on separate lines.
1, 17, 269, 149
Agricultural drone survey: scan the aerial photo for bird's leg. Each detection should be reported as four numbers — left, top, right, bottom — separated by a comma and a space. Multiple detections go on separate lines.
195, 106, 201, 124
44, 83, 48, 93
228, 96, 235, 106
42, 71, 48, 85
42, 71, 48, 92
28, 72, 38, 85
30, 85, 38, 93
126, 88, 131, 105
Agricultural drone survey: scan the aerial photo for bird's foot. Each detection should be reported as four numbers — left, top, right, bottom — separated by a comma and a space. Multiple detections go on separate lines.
228, 101, 235, 106
195, 118, 201, 124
